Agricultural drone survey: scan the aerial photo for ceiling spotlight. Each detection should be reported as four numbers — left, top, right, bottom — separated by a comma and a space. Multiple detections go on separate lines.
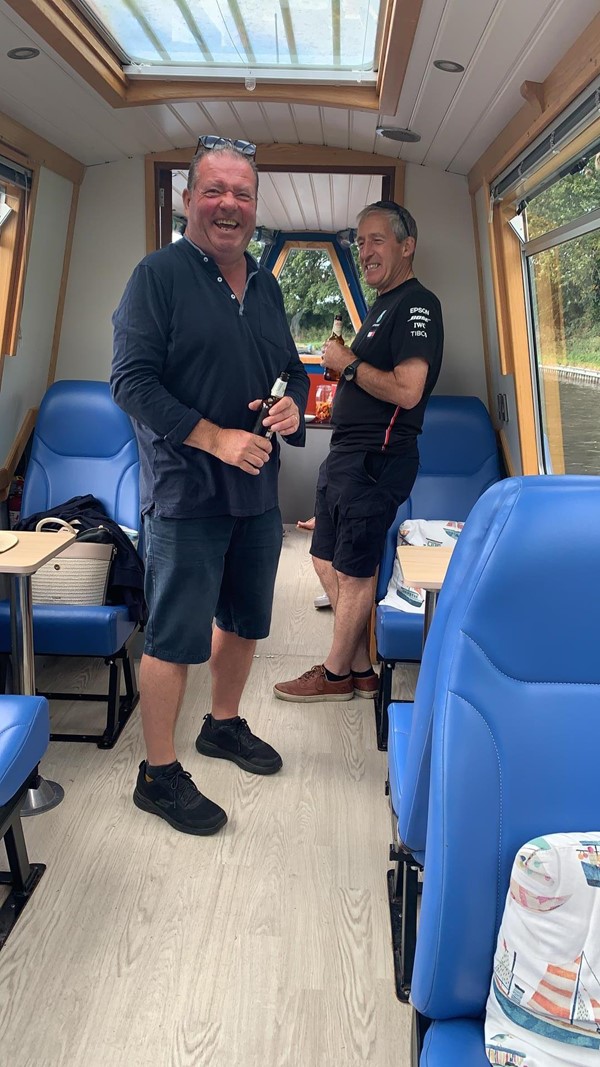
7, 47, 40, 60
433, 59, 464, 73
376, 126, 421, 143
245, 71, 256, 91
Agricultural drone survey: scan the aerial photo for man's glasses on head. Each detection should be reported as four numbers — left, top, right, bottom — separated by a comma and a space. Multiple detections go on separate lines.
196, 135, 257, 158
373, 200, 412, 239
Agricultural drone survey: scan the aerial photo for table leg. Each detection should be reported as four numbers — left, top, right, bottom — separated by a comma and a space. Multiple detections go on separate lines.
422, 589, 439, 650
10, 576, 64, 816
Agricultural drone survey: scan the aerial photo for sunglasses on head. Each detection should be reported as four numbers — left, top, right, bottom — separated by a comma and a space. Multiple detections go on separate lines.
373, 200, 412, 238
196, 135, 257, 158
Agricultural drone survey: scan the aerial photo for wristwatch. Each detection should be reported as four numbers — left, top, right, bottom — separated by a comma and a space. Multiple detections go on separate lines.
342, 358, 361, 382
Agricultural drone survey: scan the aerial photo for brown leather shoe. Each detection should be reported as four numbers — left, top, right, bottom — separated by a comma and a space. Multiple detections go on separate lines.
273, 664, 354, 702
352, 672, 379, 698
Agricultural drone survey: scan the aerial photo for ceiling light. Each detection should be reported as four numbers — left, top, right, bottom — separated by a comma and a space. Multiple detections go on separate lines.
433, 59, 464, 73
376, 127, 421, 143
7, 47, 40, 60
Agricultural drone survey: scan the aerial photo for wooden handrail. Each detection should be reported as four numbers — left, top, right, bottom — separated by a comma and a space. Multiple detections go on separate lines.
0, 407, 37, 502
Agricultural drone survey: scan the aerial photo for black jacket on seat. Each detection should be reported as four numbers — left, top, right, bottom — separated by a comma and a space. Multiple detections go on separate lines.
16, 494, 147, 624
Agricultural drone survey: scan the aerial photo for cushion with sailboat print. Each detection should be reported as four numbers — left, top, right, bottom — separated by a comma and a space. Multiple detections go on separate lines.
485, 832, 600, 1067
379, 519, 463, 613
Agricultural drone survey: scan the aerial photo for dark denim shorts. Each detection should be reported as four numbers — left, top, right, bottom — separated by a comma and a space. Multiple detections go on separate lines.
143, 508, 283, 664
310, 450, 418, 578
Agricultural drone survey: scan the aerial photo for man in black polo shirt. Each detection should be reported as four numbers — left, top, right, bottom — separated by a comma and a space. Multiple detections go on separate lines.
274, 200, 443, 703
111, 138, 308, 834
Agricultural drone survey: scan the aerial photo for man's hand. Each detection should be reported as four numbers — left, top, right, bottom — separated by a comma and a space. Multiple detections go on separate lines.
248, 397, 301, 437
321, 339, 349, 378
184, 419, 272, 475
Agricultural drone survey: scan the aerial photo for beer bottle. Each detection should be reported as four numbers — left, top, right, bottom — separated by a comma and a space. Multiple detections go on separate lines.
252, 372, 290, 439
323, 313, 344, 382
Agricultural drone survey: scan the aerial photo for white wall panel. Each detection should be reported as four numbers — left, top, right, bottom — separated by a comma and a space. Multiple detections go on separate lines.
56, 157, 146, 383
404, 164, 487, 402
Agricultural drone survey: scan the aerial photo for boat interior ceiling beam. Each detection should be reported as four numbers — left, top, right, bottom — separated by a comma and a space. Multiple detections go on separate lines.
6, 0, 413, 115
123, 80, 380, 112
468, 9, 600, 193
0, 109, 84, 186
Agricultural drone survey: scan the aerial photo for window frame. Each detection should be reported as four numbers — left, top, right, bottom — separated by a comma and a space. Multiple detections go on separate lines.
0, 163, 36, 359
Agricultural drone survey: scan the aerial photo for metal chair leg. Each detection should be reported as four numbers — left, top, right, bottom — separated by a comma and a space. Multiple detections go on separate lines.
376, 661, 393, 750
388, 846, 421, 1001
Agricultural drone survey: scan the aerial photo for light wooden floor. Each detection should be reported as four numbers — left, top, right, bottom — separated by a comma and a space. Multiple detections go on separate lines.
0, 527, 418, 1067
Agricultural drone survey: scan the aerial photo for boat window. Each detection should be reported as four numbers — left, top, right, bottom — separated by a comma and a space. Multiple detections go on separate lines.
73, 0, 383, 84
278, 247, 355, 353
0, 159, 33, 358
522, 153, 600, 474
484, 77, 600, 477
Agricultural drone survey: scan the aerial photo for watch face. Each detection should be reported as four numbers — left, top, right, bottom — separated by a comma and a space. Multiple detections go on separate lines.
344, 360, 357, 381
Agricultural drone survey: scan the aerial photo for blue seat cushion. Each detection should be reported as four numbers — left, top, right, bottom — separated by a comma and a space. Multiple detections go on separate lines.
0, 602, 136, 658
387, 701, 413, 816
420, 1018, 488, 1066
0, 695, 49, 805
375, 604, 423, 662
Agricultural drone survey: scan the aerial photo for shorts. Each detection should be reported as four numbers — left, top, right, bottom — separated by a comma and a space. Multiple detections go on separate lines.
310, 450, 418, 578
143, 508, 283, 664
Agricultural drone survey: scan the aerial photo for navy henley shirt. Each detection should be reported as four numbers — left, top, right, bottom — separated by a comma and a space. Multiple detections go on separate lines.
111, 239, 309, 519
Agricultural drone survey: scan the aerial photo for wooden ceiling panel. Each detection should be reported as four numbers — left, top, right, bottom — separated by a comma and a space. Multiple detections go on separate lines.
320, 107, 350, 149
261, 171, 303, 229
228, 102, 276, 145
148, 104, 196, 146
349, 110, 379, 154
259, 103, 298, 143
308, 172, 335, 230
290, 105, 324, 145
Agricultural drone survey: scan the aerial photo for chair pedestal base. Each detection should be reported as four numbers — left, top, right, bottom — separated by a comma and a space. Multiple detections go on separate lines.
20, 776, 64, 816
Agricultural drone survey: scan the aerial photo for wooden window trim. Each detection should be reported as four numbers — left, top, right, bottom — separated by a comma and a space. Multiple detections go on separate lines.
271, 241, 363, 333
0, 171, 36, 359
489, 199, 539, 474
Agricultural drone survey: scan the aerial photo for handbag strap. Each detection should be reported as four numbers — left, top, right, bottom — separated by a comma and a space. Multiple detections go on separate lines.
35, 517, 79, 535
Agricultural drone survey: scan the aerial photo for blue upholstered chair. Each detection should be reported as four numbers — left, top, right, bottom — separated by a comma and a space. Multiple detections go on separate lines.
0, 694, 49, 948
386, 474, 521, 999
409, 476, 600, 1065
0, 380, 141, 748
375, 395, 502, 750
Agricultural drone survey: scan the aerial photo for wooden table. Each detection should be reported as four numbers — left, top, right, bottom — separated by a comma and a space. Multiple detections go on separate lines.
396, 544, 454, 647
0, 530, 75, 814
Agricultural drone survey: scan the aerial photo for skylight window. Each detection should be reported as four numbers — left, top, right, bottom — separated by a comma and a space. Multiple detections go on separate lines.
75, 0, 382, 76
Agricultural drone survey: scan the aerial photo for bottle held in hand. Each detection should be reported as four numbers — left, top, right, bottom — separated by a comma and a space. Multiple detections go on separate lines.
323, 313, 344, 382
252, 372, 290, 439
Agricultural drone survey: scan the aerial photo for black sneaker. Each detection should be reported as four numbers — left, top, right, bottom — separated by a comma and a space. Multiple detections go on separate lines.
133, 761, 227, 835
195, 715, 283, 775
